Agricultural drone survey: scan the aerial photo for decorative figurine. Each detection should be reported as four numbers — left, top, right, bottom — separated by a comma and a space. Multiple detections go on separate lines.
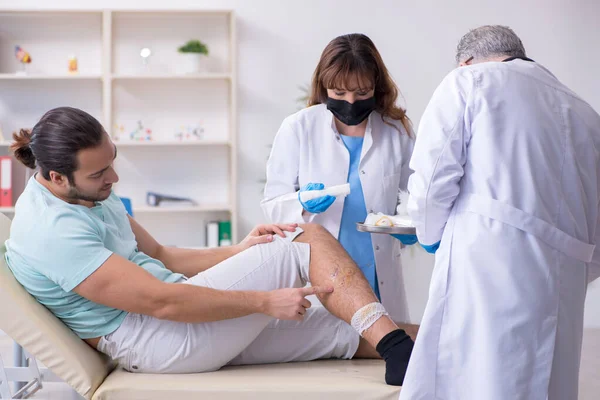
146, 191, 197, 207
140, 48, 152, 72
128, 121, 152, 142
15, 46, 32, 75
68, 55, 78, 74
112, 124, 125, 141
174, 123, 204, 141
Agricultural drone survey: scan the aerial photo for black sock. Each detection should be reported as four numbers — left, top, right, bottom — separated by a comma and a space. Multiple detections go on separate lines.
376, 329, 414, 386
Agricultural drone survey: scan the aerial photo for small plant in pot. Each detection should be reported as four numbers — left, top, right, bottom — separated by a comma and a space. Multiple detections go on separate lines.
177, 39, 209, 74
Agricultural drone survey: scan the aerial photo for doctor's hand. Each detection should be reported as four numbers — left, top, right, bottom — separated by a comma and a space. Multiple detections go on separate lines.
238, 223, 299, 251
391, 234, 419, 246
262, 286, 334, 321
299, 183, 336, 214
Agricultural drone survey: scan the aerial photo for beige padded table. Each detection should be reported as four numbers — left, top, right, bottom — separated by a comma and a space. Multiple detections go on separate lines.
0, 214, 400, 400
93, 360, 399, 400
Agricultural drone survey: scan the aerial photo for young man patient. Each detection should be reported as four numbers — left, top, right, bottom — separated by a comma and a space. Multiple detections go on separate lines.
6, 107, 415, 385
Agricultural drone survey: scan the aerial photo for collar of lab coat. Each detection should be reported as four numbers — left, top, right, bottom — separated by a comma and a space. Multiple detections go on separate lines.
501, 58, 560, 83
502, 56, 535, 63
326, 107, 375, 164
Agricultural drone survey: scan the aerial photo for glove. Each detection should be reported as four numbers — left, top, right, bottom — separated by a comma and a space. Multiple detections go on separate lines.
299, 183, 336, 214
421, 241, 440, 254
391, 234, 418, 245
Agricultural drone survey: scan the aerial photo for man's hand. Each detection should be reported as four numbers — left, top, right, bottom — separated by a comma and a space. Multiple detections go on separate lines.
237, 223, 299, 251
262, 286, 334, 321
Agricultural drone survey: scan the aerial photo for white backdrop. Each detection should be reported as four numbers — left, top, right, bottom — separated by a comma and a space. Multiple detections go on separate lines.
0, 0, 598, 327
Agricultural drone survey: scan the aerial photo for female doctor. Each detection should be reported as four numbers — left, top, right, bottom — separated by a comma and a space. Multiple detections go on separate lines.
261, 33, 416, 323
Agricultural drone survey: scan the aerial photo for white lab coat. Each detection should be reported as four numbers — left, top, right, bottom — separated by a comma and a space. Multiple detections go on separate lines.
261, 104, 415, 322
402, 59, 600, 400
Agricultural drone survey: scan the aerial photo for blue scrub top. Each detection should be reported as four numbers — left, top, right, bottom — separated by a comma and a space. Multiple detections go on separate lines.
337, 134, 380, 299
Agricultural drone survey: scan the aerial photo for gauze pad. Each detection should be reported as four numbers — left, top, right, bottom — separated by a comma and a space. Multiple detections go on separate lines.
351, 302, 389, 336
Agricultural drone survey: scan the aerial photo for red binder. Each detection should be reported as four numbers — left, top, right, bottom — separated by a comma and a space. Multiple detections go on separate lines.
0, 156, 12, 207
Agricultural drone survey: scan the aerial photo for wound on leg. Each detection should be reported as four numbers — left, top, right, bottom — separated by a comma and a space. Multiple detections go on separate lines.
330, 267, 340, 280
339, 267, 356, 287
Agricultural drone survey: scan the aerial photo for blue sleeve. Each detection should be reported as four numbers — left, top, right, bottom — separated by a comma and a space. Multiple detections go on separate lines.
38, 209, 113, 292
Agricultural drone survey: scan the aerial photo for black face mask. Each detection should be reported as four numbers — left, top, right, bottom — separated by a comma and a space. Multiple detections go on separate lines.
326, 96, 376, 126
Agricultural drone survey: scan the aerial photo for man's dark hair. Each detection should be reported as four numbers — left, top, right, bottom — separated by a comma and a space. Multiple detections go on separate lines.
11, 107, 106, 184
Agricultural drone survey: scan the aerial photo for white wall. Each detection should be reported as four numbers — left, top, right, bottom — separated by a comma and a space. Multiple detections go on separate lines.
1, 0, 598, 328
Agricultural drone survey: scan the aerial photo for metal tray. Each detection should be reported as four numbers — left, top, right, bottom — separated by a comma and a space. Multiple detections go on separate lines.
356, 222, 416, 235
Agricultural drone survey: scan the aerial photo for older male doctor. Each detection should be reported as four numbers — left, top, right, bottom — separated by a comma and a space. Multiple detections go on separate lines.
401, 25, 600, 400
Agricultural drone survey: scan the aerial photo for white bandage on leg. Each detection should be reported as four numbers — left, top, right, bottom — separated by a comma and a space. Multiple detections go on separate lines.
351, 302, 389, 336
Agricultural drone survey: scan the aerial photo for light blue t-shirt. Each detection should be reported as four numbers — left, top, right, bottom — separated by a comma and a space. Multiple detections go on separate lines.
5, 176, 184, 339
338, 135, 380, 300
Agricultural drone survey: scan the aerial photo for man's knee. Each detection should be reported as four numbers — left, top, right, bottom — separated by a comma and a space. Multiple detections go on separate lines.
295, 223, 330, 241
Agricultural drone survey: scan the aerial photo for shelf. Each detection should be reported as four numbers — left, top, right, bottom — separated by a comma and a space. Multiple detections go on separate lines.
0, 10, 104, 16
115, 140, 230, 147
0, 74, 102, 80
133, 205, 231, 213
111, 73, 231, 80
0, 8, 238, 243
0, 206, 230, 214
112, 10, 231, 15
0, 141, 230, 148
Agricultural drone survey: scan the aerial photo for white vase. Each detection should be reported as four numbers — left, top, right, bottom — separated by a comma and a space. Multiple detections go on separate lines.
178, 53, 206, 74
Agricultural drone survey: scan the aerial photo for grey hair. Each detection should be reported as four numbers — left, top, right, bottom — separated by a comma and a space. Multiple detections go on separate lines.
455, 25, 527, 64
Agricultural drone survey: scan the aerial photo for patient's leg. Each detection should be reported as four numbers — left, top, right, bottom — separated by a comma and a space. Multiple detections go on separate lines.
294, 224, 395, 343
228, 306, 363, 366
354, 324, 419, 359
294, 223, 414, 385
398, 323, 419, 341
353, 338, 381, 359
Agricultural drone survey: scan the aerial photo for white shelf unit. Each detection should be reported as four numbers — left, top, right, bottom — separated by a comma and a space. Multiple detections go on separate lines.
0, 141, 232, 147
0, 74, 103, 80
133, 205, 231, 213
111, 73, 231, 80
115, 140, 231, 147
0, 9, 238, 248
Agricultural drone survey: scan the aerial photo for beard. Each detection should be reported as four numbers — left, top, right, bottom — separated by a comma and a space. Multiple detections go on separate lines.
66, 183, 112, 203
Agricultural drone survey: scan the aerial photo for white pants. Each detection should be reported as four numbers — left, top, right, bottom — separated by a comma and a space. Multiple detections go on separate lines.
97, 228, 360, 373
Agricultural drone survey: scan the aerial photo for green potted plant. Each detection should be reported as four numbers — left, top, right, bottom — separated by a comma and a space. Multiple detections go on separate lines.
177, 39, 209, 74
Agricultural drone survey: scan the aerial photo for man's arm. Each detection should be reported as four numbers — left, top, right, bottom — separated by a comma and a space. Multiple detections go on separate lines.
128, 216, 298, 277
128, 215, 241, 276
40, 208, 321, 323
74, 253, 330, 322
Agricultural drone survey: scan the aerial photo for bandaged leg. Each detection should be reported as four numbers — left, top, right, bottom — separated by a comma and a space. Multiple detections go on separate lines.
351, 302, 389, 335
293, 224, 414, 385
351, 302, 414, 385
